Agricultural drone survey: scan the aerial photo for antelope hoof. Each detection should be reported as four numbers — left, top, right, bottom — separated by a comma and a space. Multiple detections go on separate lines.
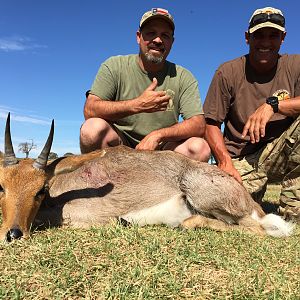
181, 215, 205, 229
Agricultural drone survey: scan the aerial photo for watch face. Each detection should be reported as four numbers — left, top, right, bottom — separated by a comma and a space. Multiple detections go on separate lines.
266, 96, 279, 113
267, 96, 279, 105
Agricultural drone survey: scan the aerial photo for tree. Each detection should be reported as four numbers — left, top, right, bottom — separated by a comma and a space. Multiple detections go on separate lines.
18, 140, 36, 158
48, 152, 58, 160
63, 152, 74, 157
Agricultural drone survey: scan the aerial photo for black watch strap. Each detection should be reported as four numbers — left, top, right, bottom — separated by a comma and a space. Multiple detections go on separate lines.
266, 96, 279, 113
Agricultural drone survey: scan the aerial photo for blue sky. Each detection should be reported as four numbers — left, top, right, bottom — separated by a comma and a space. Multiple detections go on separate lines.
0, 0, 299, 157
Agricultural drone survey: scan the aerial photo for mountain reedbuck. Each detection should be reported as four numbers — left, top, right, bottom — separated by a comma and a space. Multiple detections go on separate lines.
0, 113, 294, 242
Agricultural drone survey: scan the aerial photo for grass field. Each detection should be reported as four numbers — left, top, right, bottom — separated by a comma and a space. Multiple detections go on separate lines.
1, 185, 300, 299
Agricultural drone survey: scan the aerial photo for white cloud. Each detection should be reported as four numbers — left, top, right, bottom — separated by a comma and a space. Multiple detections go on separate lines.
0, 36, 47, 52
12, 115, 51, 125
0, 107, 51, 126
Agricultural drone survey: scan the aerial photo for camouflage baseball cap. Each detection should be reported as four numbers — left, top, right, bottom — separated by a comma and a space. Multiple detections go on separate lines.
248, 7, 285, 33
139, 8, 175, 31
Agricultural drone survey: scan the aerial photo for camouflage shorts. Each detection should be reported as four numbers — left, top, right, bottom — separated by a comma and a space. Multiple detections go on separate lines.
232, 115, 300, 212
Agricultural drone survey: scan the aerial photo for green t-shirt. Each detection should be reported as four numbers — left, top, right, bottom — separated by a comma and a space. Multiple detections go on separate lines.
90, 54, 203, 147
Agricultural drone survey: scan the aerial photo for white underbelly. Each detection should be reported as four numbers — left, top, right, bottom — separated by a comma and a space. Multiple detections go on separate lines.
121, 194, 192, 227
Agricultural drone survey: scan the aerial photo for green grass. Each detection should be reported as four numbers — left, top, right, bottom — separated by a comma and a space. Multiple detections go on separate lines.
264, 184, 282, 203
1, 185, 300, 299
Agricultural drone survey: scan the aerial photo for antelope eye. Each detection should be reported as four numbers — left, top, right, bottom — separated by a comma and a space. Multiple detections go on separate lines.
0, 184, 4, 193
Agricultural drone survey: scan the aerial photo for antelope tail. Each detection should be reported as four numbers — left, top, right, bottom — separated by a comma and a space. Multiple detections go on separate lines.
252, 211, 295, 237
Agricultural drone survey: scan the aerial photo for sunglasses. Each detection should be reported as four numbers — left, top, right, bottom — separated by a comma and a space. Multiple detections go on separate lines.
249, 13, 285, 29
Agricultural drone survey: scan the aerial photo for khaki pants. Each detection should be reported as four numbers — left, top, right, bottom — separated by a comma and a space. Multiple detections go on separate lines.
232, 115, 300, 214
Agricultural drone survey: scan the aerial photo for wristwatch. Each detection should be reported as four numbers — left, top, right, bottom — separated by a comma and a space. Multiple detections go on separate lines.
266, 96, 279, 113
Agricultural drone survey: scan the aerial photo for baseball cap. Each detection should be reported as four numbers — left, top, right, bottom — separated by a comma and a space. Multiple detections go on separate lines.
248, 7, 285, 34
139, 8, 175, 31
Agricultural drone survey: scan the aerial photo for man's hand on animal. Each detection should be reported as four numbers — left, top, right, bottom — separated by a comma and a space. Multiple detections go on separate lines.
136, 130, 161, 150
218, 161, 243, 184
135, 77, 171, 113
242, 103, 274, 143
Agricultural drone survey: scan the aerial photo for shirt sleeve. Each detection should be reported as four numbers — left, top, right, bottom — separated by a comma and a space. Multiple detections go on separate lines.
90, 57, 118, 100
203, 68, 232, 123
178, 69, 203, 120
293, 55, 300, 97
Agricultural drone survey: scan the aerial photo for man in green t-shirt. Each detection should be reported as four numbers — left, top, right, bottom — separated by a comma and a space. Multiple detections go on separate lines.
80, 8, 210, 162
204, 7, 300, 220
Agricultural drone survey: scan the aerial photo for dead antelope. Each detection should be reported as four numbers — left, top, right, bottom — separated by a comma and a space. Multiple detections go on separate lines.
0, 113, 294, 242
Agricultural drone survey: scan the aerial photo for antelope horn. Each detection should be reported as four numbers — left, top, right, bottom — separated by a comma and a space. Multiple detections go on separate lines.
4, 113, 18, 167
33, 120, 54, 170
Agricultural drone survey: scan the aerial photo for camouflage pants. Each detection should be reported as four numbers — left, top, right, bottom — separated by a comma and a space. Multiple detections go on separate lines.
232, 115, 300, 217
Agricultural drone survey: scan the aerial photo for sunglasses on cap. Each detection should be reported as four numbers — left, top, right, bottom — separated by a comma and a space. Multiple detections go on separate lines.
249, 13, 285, 28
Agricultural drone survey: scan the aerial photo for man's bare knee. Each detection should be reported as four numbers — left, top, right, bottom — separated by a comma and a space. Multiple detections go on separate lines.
80, 118, 119, 153
80, 118, 106, 139
175, 137, 211, 162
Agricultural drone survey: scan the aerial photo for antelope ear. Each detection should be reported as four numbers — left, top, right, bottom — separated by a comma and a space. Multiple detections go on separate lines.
47, 149, 107, 177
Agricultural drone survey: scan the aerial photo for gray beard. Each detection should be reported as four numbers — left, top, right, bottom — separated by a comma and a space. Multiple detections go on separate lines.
144, 52, 164, 64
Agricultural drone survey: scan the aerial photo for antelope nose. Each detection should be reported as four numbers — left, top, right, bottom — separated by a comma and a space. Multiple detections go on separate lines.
6, 228, 23, 242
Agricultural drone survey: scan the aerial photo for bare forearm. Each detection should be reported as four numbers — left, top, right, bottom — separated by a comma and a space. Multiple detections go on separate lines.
84, 95, 138, 121
205, 124, 232, 165
84, 83, 171, 121
205, 122, 242, 182
278, 97, 300, 116
155, 115, 206, 142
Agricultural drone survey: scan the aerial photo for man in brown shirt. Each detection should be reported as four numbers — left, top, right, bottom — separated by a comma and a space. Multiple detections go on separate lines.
204, 7, 300, 220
